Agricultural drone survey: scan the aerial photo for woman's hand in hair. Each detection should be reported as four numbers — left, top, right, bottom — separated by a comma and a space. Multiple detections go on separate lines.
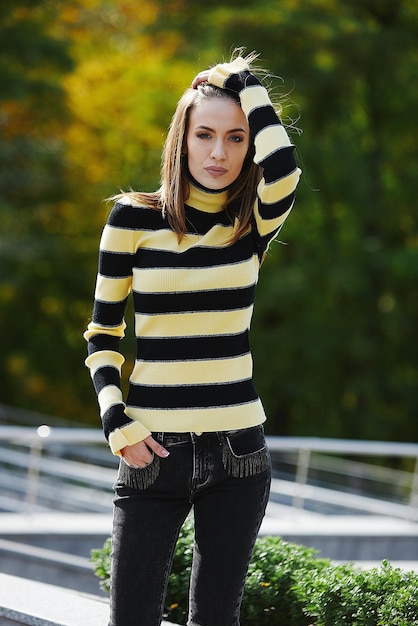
191, 70, 211, 89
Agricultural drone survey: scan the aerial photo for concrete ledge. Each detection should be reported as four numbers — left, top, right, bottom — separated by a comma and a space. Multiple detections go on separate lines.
0, 573, 177, 626
261, 511, 418, 560
0, 573, 109, 626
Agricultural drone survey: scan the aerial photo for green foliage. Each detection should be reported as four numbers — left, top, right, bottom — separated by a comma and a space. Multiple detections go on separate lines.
297, 560, 418, 626
90, 537, 112, 594
241, 535, 329, 626
0, 1, 88, 420
91, 523, 418, 626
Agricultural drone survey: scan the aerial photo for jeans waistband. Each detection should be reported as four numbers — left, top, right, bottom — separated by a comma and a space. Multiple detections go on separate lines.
155, 426, 262, 447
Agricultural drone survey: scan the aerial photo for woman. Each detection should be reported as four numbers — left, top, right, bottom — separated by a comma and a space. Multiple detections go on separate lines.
84, 50, 301, 626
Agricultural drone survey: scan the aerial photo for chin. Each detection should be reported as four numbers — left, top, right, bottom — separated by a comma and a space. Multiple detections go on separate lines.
207, 177, 231, 190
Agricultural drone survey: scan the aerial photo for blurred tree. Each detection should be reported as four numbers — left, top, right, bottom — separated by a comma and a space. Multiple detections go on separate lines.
210, 0, 418, 441
0, 0, 203, 422
0, 0, 87, 419
1, 0, 416, 444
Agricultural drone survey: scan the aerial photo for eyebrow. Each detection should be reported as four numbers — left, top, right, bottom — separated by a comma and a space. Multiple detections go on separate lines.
195, 125, 248, 134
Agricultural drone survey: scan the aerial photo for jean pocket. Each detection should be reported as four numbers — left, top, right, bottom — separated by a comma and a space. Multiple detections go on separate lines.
221, 426, 270, 478
116, 454, 160, 491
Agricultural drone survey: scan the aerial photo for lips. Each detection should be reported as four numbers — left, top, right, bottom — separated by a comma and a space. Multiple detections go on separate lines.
205, 166, 228, 177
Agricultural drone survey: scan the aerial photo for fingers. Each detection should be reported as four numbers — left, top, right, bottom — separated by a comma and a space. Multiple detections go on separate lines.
144, 435, 170, 459
120, 436, 170, 469
120, 441, 150, 468
191, 70, 211, 89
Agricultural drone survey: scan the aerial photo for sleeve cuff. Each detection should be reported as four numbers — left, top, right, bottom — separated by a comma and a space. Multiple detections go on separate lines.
108, 420, 152, 456
208, 57, 249, 89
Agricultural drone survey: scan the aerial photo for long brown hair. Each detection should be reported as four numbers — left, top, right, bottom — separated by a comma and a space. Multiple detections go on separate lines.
112, 55, 264, 243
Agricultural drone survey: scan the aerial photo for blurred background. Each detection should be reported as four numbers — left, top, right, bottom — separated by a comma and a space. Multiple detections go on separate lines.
1, 0, 417, 444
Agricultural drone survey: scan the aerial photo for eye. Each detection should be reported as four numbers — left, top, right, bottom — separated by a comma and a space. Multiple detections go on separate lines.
229, 135, 244, 143
196, 132, 212, 140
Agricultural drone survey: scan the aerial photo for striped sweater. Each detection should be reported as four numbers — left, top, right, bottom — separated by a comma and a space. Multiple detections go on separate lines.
84, 58, 301, 455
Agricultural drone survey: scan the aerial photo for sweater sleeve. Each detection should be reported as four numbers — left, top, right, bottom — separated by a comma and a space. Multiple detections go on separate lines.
84, 199, 151, 454
208, 58, 301, 254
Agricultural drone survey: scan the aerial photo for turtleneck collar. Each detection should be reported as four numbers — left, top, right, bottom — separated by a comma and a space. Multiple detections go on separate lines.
186, 182, 228, 214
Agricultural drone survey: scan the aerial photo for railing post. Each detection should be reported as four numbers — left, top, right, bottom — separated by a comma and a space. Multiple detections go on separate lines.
25, 425, 51, 513
293, 448, 311, 511
408, 455, 418, 520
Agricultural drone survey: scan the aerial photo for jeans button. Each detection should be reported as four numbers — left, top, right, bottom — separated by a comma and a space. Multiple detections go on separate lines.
194, 431, 203, 436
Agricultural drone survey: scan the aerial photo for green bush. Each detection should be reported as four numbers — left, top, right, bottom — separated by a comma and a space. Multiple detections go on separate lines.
90, 520, 418, 625
297, 560, 418, 626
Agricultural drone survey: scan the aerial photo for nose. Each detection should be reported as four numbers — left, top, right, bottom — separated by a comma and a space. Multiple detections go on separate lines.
210, 139, 226, 161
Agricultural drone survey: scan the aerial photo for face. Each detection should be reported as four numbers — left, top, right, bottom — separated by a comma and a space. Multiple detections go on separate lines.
185, 98, 250, 190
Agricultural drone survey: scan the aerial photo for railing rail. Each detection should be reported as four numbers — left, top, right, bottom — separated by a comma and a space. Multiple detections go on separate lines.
265, 436, 418, 517
1, 426, 418, 518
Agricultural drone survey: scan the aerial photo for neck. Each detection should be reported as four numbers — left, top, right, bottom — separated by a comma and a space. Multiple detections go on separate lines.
186, 182, 228, 213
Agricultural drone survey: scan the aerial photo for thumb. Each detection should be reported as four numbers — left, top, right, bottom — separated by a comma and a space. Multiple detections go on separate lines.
144, 435, 170, 459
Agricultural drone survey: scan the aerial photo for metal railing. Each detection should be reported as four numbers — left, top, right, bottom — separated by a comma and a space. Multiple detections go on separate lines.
1, 426, 418, 519
266, 436, 418, 520
0, 426, 112, 514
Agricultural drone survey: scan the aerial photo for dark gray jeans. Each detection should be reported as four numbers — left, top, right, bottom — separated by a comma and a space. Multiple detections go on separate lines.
110, 426, 271, 626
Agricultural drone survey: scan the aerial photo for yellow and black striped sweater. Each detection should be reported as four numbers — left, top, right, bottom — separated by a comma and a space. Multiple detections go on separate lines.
84, 58, 301, 455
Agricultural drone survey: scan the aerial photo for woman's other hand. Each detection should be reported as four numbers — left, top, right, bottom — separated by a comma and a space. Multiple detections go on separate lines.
121, 435, 170, 468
